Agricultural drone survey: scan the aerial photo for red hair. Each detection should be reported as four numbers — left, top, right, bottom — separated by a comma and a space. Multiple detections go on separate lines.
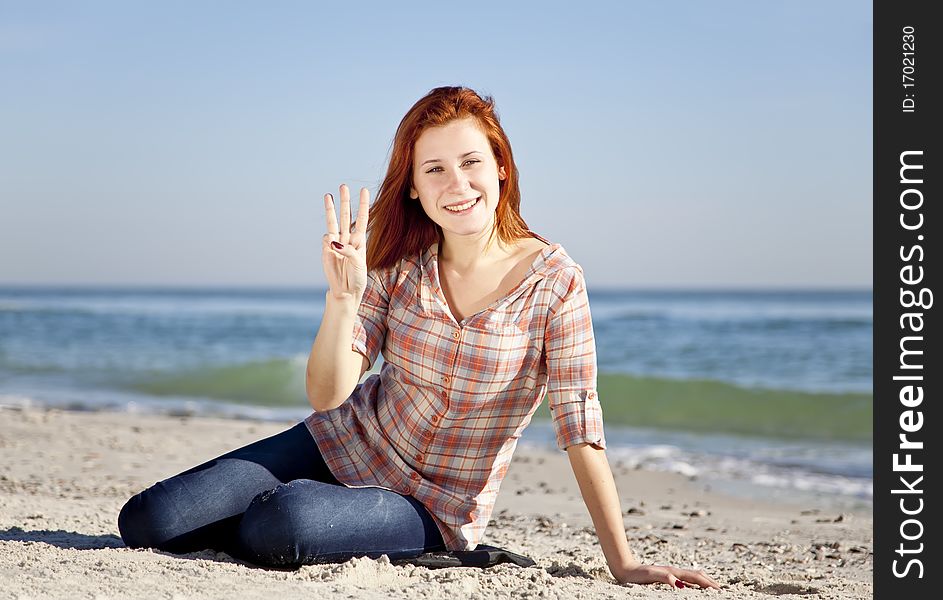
365, 86, 531, 271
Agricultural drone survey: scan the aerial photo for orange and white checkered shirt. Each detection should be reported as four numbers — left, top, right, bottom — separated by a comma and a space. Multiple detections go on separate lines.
303, 232, 606, 551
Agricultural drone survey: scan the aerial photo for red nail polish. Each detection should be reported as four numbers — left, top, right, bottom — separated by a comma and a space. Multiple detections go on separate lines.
331, 241, 343, 250
675, 581, 685, 589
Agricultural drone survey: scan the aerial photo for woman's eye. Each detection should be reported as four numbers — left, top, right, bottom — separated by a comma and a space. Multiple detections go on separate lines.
425, 159, 480, 174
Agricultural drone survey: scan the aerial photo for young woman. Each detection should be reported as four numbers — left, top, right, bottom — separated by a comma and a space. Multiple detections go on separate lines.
118, 86, 721, 590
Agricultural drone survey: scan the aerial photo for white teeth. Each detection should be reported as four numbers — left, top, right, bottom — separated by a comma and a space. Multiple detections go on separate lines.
445, 197, 479, 212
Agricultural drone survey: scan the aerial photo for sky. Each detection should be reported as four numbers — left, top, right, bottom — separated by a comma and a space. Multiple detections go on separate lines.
0, 1, 873, 289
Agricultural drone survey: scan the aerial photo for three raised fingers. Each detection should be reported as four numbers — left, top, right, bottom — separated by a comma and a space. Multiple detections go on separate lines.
324, 184, 370, 244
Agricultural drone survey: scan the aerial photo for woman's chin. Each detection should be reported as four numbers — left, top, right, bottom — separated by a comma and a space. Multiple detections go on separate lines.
441, 218, 492, 238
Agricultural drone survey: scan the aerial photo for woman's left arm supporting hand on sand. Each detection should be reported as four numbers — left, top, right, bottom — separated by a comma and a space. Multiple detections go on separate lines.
566, 442, 722, 590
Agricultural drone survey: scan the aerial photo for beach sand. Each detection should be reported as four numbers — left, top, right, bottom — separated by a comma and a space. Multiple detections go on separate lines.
0, 406, 872, 599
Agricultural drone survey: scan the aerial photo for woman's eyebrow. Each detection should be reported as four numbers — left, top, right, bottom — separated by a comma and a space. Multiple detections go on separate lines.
420, 150, 483, 167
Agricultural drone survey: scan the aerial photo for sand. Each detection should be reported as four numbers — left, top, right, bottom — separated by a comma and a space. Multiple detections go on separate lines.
0, 405, 872, 599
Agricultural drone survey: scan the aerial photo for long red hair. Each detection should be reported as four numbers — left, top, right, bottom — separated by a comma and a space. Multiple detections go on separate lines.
365, 86, 531, 271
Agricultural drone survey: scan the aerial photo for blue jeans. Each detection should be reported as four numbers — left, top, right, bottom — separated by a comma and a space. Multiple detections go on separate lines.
117, 421, 445, 567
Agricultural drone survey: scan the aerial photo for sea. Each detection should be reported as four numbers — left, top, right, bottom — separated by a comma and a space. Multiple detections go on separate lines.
0, 286, 873, 509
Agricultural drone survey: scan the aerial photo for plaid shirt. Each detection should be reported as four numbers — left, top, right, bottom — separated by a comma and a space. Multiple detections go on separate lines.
304, 232, 606, 551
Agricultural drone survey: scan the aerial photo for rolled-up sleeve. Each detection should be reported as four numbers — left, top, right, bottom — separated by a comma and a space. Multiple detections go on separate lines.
543, 268, 606, 451
351, 270, 390, 371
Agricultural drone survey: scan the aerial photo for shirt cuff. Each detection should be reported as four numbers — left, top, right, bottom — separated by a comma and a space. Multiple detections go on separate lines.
549, 390, 607, 451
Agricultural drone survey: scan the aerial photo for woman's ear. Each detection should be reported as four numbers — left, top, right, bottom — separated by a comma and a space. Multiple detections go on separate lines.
498, 165, 507, 180
409, 186, 418, 199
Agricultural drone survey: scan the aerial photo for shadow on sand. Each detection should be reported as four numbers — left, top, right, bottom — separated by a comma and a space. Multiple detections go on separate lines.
1, 526, 123, 550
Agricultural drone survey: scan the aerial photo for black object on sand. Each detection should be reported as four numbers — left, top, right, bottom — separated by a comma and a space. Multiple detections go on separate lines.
392, 544, 536, 569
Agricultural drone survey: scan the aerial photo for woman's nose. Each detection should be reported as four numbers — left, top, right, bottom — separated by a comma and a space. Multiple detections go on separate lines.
446, 168, 470, 192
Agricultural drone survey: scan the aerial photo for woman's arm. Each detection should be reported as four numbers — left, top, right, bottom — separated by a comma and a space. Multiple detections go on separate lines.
306, 184, 372, 412
566, 442, 722, 589
306, 293, 369, 411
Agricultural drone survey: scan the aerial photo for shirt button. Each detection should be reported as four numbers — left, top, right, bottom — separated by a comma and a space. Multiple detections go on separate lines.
451, 330, 461, 339
588, 391, 597, 399
415, 453, 424, 462
443, 376, 450, 384
431, 414, 440, 424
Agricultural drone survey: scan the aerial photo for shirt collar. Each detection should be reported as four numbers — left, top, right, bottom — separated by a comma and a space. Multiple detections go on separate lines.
420, 233, 564, 323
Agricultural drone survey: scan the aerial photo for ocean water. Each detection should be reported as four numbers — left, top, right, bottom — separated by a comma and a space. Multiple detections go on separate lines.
0, 285, 872, 505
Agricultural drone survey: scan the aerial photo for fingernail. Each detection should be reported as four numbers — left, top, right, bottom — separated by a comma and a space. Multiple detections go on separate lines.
331, 241, 343, 250
675, 581, 685, 589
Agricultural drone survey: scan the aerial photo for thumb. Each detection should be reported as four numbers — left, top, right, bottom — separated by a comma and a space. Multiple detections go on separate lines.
666, 572, 685, 589
329, 240, 358, 260
331, 242, 367, 274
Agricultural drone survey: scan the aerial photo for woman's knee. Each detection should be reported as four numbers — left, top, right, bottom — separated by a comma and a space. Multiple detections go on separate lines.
236, 481, 436, 567
236, 482, 317, 566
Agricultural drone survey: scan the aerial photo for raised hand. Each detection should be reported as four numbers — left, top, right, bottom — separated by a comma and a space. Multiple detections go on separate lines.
322, 184, 370, 302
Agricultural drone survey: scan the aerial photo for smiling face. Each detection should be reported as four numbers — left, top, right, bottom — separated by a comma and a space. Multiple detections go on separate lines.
409, 117, 507, 239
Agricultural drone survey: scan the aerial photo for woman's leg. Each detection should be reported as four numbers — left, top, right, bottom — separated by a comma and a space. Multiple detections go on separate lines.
235, 479, 446, 567
117, 421, 338, 555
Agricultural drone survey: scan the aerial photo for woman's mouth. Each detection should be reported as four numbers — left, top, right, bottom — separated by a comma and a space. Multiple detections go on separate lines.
443, 196, 481, 215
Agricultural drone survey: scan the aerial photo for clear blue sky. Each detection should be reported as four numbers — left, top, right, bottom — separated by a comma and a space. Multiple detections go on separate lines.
0, 1, 872, 289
